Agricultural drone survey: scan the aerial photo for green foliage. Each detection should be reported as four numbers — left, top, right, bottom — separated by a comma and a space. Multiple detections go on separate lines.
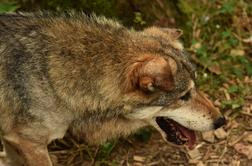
228, 85, 240, 94
177, 0, 194, 15
96, 141, 117, 161
178, 0, 251, 91
177, 1, 252, 118
0, 1, 19, 13
219, 0, 236, 14
133, 12, 146, 25
221, 98, 244, 110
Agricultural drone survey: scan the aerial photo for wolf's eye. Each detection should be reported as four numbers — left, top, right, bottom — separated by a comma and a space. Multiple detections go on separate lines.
147, 82, 155, 92
180, 91, 191, 101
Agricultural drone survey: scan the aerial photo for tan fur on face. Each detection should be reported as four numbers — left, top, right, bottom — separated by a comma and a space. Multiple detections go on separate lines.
127, 89, 222, 131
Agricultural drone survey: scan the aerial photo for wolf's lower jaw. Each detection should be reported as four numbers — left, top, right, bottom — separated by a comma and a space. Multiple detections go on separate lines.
126, 106, 197, 148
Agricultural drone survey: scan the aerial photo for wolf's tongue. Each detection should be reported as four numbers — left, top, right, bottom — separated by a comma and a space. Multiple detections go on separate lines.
176, 124, 196, 149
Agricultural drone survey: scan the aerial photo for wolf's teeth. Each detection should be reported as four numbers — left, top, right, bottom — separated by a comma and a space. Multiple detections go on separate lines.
179, 135, 188, 141
156, 117, 188, 145
175, 131, 188, 142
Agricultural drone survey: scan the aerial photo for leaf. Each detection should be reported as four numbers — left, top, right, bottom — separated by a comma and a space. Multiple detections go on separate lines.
244, 134, 252, 143
221, 98, 244, 109
208, 64, 221, 75
97, 141, 117, 160
133, 12, 146, 25
243, 36, 252, 45
228, 85, 240, 94
191, 42, 202, 51
234, 143, 252, 159
101, 142, 116, 155
230, 49, 245, 56
202, 131, 215, 143
222, 30, 231, 38
133, 155, 145, 162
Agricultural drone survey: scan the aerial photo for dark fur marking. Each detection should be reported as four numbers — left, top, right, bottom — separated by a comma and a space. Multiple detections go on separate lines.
6, 46, 31, 112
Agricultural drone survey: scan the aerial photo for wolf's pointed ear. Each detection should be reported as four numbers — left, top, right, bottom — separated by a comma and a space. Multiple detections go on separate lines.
127, 56, 177, 92
160, 28, 183, 40
144, 27, 183, 40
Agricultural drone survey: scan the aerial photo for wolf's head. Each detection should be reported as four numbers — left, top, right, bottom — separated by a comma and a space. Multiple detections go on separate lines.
120, 27, 225, 149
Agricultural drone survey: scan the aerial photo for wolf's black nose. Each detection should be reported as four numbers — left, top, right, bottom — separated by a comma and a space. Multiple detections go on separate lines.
214, 116, 226, 129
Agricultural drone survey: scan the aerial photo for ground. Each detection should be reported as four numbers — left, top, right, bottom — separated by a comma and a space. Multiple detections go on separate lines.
49, 113, 252, 166
0, 0, 252, 165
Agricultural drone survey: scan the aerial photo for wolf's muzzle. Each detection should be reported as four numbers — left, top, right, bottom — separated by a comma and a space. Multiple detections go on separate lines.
213, 116, 226, 129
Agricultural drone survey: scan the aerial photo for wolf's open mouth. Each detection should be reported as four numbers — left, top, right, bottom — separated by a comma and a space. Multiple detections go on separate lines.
155, 117, 196, 149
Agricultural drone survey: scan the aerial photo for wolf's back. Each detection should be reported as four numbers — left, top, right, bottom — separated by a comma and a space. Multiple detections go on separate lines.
0, 13, 129, 117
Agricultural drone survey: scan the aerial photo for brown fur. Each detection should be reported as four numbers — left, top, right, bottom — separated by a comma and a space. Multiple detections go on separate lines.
0, 13, 224, 166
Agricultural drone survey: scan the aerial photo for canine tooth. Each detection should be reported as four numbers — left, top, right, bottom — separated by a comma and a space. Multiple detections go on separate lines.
180, 136, 188, 141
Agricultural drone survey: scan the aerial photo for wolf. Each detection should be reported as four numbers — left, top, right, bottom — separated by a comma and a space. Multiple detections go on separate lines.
0, 13, 225, 166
